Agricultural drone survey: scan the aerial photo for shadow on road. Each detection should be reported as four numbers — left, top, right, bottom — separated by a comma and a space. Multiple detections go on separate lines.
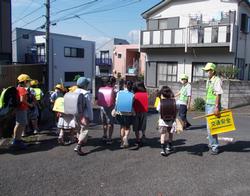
0, 138, 58, 155
220, 141, 250, 153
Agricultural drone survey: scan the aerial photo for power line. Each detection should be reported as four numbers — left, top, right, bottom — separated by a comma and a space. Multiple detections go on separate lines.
19, 15, 44, 29
51, 0, 98, 16
77, 16, 112, 38
12, 0, 57, 25
52, 0, 142, 24
14, 0, 35, 21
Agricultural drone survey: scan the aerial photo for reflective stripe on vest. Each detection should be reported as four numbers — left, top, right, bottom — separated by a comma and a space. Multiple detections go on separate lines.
34, 88, 42, 101
179, 84, 189, 103
206, 76, 219, 105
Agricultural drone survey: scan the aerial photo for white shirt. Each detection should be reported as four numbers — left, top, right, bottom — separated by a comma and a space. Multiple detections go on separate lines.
211, 76, 223, 95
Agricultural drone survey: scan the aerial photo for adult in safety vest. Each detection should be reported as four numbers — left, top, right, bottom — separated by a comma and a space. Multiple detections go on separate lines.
203, 62, 223, 155
175, 74, 192, 129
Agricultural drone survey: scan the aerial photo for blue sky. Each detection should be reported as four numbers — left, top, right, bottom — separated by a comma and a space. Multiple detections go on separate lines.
12, 0, 160, 46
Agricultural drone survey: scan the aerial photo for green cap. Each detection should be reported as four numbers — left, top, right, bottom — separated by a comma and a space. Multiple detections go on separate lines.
202, 62, 216, 71
180, 74, 188, 80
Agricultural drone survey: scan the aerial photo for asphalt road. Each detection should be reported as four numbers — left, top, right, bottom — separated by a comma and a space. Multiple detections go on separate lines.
0, 109, 250, 196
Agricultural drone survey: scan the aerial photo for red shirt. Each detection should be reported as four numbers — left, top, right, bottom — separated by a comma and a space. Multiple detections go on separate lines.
133, 92, 148, 113
17, 86, 29, 110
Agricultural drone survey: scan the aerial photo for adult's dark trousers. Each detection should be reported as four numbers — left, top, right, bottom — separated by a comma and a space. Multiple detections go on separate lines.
179, 104, 191, 128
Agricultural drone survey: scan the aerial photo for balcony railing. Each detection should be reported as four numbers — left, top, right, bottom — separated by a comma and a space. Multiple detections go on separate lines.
141, 24, 234, 50
95, 58, 112, 66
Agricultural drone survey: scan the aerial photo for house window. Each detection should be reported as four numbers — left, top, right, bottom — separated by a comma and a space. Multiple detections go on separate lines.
37, 44, 45, 63
147, 19, 158, 30
65, 72, 85, 82
100, 51, 109, 59
157, 62, 178, 83
146, 62, 157, 87
192, 62, 206, 82
118, 53, 122, 58
64, 47, 84, 58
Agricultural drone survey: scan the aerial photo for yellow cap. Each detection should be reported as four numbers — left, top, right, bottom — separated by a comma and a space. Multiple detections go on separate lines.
17, 74, 31, 83
180, 74, 188, 80
55, 84, 64, 91
202, 62, 216, 71
30, 80, 39, 86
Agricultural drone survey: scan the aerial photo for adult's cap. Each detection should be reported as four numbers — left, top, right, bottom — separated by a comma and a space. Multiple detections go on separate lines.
77, 77, 91, 87
180, 74, 188, 80
30, 80, 39, 86
202, 62, 216, 71
17, 74, 31, 83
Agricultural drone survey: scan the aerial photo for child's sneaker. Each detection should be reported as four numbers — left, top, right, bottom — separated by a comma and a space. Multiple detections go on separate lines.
33, 130, 39, 135
11, 139, 27, 150
166, 143, 174, 152
106, 139, 113, 145
57, 137, 64, 145
161, 149, 167, 156
102, 136, 107, 143
123, 137, 129, 148
160, 144, 167, 156
74, 144, 85, 156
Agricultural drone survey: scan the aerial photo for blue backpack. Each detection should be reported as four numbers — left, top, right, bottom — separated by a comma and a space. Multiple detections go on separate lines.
115, 90, 134, 113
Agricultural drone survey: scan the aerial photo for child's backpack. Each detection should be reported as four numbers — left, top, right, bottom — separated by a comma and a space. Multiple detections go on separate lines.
0, 86, 20, 117
160, 99, 177, 121
64, 92, 85, 115
115, 90, 134, 113
52, 97, 64, 113
97, 86, 115, 107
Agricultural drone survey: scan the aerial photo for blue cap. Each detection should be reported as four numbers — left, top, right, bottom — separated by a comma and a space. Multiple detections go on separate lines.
77, 77, 91, 87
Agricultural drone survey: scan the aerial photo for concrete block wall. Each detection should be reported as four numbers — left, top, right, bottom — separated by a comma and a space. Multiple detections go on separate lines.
147, 80, 250, 109
228, 81, 250, 108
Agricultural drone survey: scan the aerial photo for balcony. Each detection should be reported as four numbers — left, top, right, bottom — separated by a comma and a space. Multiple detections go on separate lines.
95, 58, 112, 66
140, 24, 235, 51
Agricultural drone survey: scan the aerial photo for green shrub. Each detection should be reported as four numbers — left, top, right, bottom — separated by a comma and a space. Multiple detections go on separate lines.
193, 97, 205, 111
216, 66, 239, 79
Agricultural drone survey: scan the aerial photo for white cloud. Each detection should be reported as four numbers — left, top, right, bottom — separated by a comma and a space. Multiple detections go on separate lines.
128, 29, 140, 44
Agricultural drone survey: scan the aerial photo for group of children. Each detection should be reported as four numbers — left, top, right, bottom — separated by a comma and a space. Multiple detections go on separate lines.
51, 75, 181, 156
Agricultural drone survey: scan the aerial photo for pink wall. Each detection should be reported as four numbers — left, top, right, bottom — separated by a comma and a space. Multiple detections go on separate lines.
113, 44, 146, 77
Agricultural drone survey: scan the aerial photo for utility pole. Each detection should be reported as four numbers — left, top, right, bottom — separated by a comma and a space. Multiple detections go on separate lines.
45, 0, 50, 90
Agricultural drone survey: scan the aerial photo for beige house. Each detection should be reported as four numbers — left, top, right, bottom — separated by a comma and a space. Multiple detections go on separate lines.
140, 0, 250, 88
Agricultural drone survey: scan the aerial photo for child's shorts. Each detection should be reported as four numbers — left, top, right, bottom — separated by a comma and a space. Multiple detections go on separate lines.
57, 114, 76, 129
133, 112, 147, 132
100, 106, 115, 125
116, 115, 133, 129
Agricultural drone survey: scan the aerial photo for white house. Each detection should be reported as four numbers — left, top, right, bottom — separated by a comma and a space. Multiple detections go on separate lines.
140, 0, 250, 88
12, 28, 95, 90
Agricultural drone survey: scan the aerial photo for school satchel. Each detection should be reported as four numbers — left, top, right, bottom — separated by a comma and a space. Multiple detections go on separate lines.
64, 92, 85, 115
97, 86, 115, 107
160, 99, 177, 121
0, 86, 20, 117
115, 90, 134, 113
